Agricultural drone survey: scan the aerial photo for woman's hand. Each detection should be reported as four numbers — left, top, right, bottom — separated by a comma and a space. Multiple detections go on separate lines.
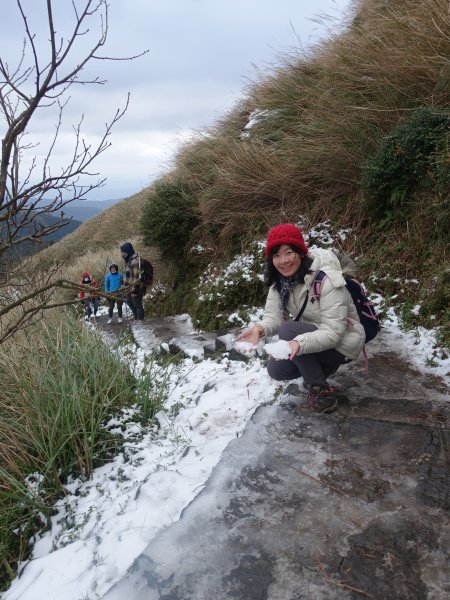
288, 340, 300, 360
236, 325, 262, 346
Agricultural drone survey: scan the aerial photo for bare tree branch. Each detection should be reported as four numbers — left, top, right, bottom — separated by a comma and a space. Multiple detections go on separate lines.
1, 1, 145, 248
0, 277, 129, 344
0, 0, 147, 341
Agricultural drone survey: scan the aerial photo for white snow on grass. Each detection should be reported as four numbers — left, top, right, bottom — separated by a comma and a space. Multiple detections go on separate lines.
3, 341, 279, 600
383, 307, 450, 376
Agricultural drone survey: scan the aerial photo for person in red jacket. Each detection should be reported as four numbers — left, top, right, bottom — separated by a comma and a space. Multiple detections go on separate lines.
79, 272, 99, 320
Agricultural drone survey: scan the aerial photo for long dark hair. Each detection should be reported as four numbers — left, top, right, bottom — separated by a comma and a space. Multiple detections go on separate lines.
265, 244, 312, 292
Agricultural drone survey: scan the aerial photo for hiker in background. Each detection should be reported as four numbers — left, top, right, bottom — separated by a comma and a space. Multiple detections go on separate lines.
79, 271, 99, 321
236, 223, 366, 413
104, 263, 124, 324
120, 242, 146, 320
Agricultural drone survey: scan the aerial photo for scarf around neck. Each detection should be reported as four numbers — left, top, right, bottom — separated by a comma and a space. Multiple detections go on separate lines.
278, 255, 313, 318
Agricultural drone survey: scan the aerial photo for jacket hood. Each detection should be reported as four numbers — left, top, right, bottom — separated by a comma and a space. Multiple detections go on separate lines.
308, 249, 346, 288
82, 272, 90, 278
120, 242, 135, 257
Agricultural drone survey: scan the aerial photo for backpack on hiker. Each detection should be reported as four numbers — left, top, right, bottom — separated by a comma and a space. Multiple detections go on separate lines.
294, 264, 380, 343
311, 271, 380, 343
139, 257, 154, 286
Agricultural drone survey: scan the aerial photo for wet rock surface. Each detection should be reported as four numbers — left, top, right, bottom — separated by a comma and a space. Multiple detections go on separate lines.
95, 314, 242, 359
100, 316, 449, 600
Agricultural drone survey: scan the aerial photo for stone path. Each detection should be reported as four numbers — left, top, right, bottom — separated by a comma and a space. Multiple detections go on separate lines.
98, 316, 449, 600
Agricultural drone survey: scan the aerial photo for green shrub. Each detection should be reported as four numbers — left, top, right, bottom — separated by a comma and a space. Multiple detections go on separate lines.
362, 107, 450, 223
140, 180, 200, 259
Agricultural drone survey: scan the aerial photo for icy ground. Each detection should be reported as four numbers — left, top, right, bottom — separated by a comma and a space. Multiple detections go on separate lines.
2, 308, 449, 600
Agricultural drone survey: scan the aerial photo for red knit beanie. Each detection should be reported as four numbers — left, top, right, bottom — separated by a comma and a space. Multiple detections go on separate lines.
265, 224, 308, 257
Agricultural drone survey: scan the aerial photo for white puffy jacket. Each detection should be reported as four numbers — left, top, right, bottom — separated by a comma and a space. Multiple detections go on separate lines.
259, 249, 366, 360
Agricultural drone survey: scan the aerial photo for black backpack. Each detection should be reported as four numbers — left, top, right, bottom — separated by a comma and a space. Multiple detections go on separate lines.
139, 257, 154, 286
295, 270, 380, 343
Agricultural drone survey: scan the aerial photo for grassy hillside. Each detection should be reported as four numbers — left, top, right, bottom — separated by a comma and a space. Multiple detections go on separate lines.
158, 0, 448, 236
31, 0, 449, 340
34, 188, 149, 265
30, 187, 163, 298
137, 0, 449, 343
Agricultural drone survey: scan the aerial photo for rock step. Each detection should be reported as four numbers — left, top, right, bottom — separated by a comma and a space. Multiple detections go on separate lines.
97, 314, 256, 361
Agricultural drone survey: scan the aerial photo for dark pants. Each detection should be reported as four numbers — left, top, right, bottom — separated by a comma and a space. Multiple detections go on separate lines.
108, 298, 123, 318
125, 288, 146, 320
267, 321, 349, 388
84, 297, 98, 317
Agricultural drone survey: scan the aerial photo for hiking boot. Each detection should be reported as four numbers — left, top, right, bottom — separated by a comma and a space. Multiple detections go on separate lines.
304, 385, 339, 413
117, 317, 123, 323
107, 318, 112, 324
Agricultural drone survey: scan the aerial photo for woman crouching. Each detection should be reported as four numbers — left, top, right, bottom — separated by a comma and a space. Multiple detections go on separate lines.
237, 223, 365, 413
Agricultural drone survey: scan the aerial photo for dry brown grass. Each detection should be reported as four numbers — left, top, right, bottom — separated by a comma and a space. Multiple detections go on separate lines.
24, 0, 450, 293
33, 188, 150, 265
173, 0, 449, 238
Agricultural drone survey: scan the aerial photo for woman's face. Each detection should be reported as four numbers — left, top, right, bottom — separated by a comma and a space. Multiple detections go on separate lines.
272, 244, 302, 277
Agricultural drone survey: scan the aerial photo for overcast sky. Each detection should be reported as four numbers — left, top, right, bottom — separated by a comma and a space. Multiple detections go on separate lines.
1, 0, 351, 202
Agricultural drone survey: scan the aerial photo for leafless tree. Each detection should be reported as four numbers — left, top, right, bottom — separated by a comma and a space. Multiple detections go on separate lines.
0, 0, 147, 342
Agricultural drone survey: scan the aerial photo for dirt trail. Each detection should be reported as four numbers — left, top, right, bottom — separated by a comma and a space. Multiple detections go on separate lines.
99, 315, 449, 600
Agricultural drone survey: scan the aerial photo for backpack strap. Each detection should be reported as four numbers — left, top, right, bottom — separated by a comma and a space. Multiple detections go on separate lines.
312, 270, 327, 300
294, 271, 327, 321
138, 255, 144, 284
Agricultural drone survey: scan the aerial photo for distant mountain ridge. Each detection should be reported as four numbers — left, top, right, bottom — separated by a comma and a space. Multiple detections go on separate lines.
4, 199, 121, 260
32, 187, 152, 268
3, 211, 82, 259
62, 198, 121, 223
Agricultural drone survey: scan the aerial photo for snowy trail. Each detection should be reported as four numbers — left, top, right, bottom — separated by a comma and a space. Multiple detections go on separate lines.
2, 311, 449, 600
3, 316, 278, 600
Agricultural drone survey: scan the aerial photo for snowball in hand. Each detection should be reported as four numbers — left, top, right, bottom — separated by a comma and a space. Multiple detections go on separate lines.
234, 340, 257, 354
265, 340, 292, 360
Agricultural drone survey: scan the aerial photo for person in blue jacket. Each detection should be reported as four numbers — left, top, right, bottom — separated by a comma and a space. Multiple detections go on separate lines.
104, 263, 124, 324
